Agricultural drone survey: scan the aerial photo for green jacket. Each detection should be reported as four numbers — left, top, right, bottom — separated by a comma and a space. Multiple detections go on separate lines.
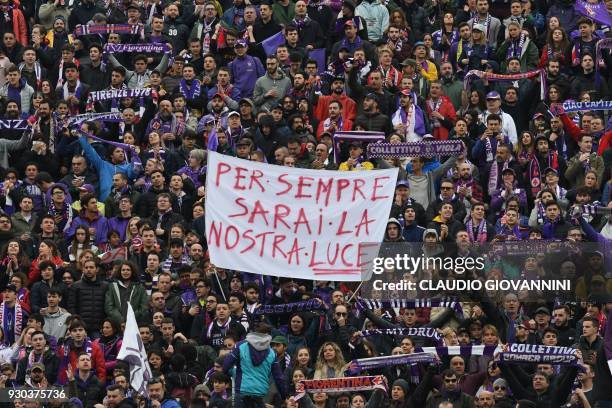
496, 37, 539, 72
565, 152, 605, 189
272, 0, 295, 26
104, 281, 149, 323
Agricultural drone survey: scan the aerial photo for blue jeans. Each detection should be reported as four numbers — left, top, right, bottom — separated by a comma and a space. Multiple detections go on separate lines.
233, 394, 266, 408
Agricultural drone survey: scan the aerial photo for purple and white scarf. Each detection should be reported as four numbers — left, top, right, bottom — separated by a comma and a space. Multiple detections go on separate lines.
179, 79, 202, 100
466, 217, 488, 243
361, 327, 442, 341
0, 119, 31, 130
74, 24, 144, 37
497, 343, 579, 366
0, 301, 23, 345
295, 376, 386, 399
345, 352, 437, 376
507, 33, 527, 59
367, 140, 464, 158
62, 80, 83, 101
103, 43, 169, 54
357, 298, 463, 316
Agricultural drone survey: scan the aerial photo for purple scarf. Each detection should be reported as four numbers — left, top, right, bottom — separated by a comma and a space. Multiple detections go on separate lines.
466, 217, 488, 243
345, 352, 437, 376
179, 79, 202, 100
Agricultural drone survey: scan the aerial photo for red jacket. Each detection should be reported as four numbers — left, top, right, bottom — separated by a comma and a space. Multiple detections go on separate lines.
57, 340, 106, 384
8, 3, 28, 47
314, 94, 358, 123
425, 96, 457, 141
316, 117, 353, 139
597, 130, 611, 156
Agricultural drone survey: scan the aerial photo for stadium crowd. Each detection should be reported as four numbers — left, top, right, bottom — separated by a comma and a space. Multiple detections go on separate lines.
0, 0, 611, 407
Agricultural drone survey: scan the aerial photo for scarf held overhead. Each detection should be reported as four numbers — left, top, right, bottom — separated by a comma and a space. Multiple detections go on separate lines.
295, 376, 386, 400
360, 327, 442, 341
103, 43, 170, 54
497, 343, 579, 366
356, 298, 463, 317
74, 24, 144, 36
345, 352, 437, 376
253, 299, 325, 315
367, 140, 465, 158
464, 69, 547, 99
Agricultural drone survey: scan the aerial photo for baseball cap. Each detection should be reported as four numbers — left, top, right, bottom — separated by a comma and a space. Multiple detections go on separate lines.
78, 184, 95, 194
401, 58, 417, 67
501, 167, 516, 176
344, 19, 356, 27
31, 362, 45, 372
365, 92, 379, 102
3, 284, 17, 293
349, 141, 363, 149
126, 2, 141, 11
543, 167, 558, 175
239, 98, 254, 107
236, 137, 253, 147
400, 88, 412, 96
227, 111, 240, 118
396, 180, 410, 188
234, 39, 247, 48
534, 306, 550, 315
532, 112, 545, 120
486, 91, 501, 100
271, 335, 288, 346
413, 41, 426, 49
422, 134, 435, 140
472, 23, 486, 32
212, 93, 224, 99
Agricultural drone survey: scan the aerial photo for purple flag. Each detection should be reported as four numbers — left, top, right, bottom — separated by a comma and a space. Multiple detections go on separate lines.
575, 0, 612, 28
308, 48, 327, 74
262, 32, 285, 56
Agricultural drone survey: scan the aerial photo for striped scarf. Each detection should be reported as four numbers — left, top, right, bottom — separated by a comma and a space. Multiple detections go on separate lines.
0, 301, 23, 345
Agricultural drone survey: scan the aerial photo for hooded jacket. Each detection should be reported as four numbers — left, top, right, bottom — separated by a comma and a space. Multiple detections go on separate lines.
253, 69, 292, 112
222, 332, 287, 400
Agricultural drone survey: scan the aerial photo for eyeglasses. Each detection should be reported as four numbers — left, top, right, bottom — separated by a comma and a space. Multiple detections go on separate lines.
441, 186, 454, 190
0, 220, 10, 224
494, 386, 506, 391
335, 312, 347, 317
444, 378, 457, 383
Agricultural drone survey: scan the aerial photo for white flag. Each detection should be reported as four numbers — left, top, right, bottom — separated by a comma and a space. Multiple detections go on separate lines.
117, 302, 152, 397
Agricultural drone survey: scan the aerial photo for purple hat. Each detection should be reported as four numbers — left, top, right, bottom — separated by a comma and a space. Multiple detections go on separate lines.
234, 39, 247, 48
78, 184, 95, 194
486, 91, 501, 100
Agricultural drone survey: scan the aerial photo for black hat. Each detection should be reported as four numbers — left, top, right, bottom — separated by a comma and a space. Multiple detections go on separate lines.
3, 284, 17, 293
365, 92, 379, 103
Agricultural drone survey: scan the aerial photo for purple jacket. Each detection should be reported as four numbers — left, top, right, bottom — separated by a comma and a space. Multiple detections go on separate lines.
228, 55, 265, 98
65, 211, 110, 244
108, 216, 130, 241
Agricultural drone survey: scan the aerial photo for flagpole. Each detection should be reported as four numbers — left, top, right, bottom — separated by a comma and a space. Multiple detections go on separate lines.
347, 281, 364, 304
214, 271, 227, 301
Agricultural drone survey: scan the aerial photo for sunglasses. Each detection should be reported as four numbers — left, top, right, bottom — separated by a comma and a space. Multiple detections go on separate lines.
335, 312, 347, 317
494, 386, 506, 391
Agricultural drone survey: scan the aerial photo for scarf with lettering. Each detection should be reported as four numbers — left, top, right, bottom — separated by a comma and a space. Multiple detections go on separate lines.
507, 33, 527, 59
345, 352, 437, 376
0, 301, 23, 345
497, 344, 579, 366
74, 24, 144, 36
466, 217, 488, 243
179, 79, 201, 100
529, 152, 558, 197
361, 327, 442, 342
103, 43, 169, 54
464, 69, 547, 99
295, 376, 386, 400
357, 298, 463, 317
488, 159, 509, 194
254, 299, 325, 315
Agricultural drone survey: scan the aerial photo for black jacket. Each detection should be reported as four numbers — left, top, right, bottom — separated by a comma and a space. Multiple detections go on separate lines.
15, 350, 60, 385
68, 372, 106, 408
68, 276, 109, 333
